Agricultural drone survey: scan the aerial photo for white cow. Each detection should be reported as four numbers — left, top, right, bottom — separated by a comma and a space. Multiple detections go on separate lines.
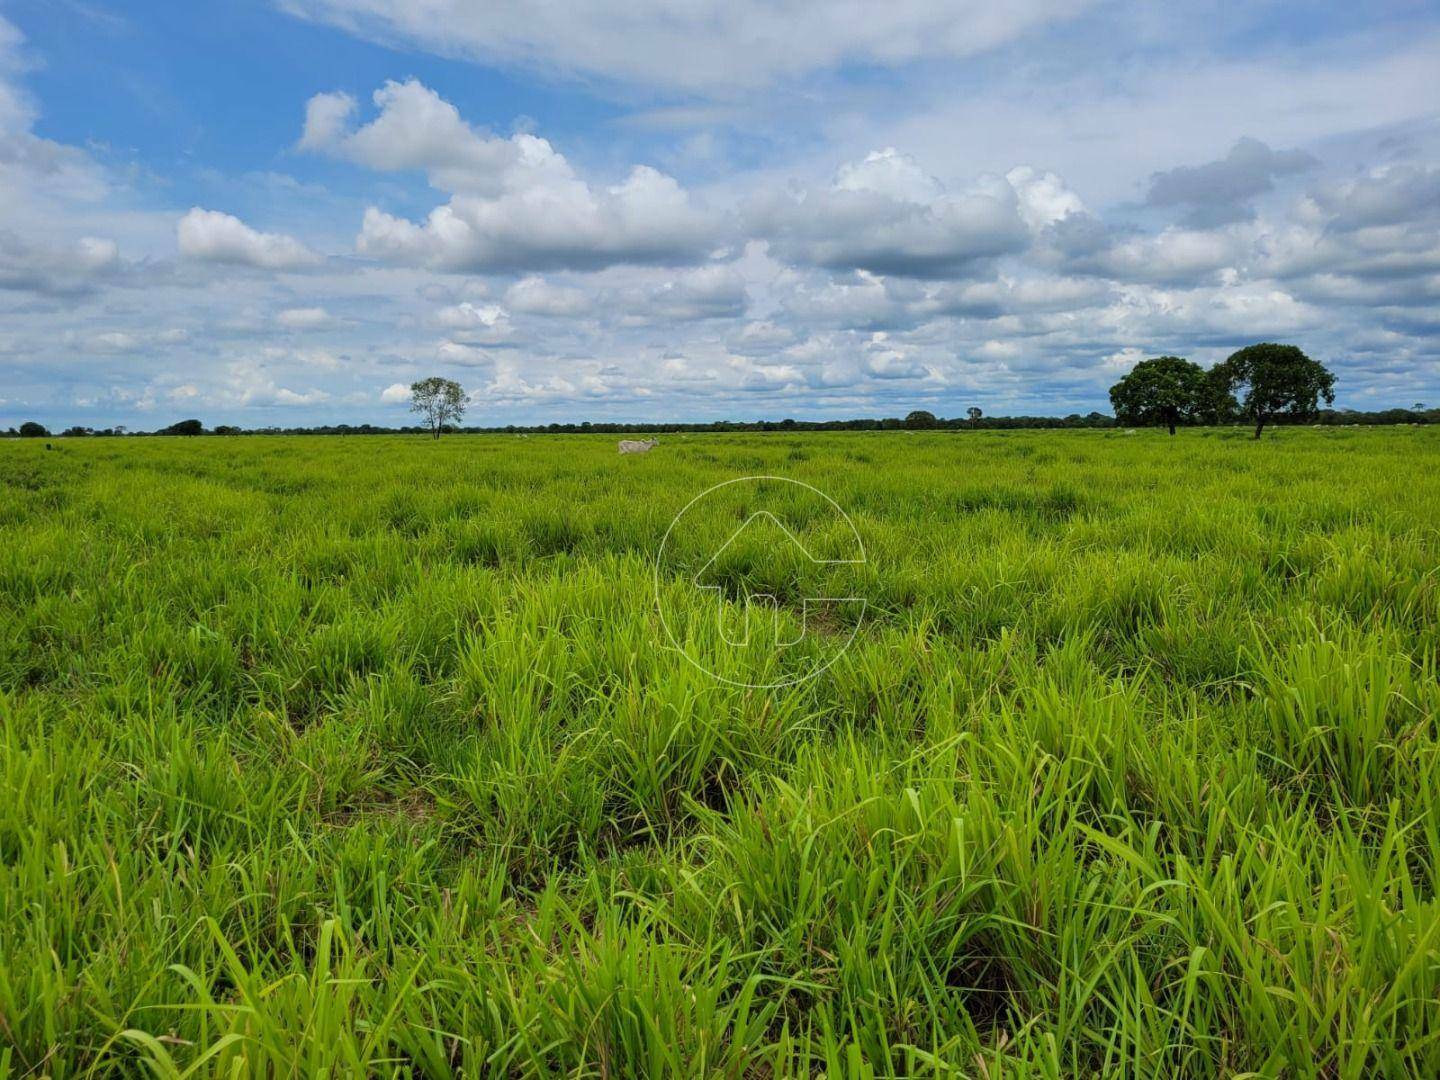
618, 438, 659, 455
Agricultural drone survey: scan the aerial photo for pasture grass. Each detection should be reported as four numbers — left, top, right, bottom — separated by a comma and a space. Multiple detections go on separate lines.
1, 427, 1438, 1076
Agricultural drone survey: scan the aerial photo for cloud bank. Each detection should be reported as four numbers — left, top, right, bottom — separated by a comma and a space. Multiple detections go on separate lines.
2, 4, 1439, 428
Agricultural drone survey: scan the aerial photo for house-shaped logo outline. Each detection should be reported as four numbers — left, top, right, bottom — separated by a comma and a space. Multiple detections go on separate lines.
653, 475, 869, 689
691, 509, 866, 648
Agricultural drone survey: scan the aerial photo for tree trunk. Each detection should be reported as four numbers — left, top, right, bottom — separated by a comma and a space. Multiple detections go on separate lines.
1167, 420, 1176, 436
1253, 416, 1265, 439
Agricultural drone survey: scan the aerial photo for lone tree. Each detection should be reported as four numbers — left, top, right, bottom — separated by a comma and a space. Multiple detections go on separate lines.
161, 419, 204, 436
967, 406, 983, 424
19, 421, 49, 438
1108, 356, 1207, 435
1214, 343, 1335, 439
904, 409, 937, 430
410, 377, 466, 439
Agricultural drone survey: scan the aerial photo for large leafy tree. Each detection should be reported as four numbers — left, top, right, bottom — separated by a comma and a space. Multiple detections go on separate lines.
409, 377, 467, 440
904, 409, 937, 430
1214, 343, 1335, 439
1108, 356, 1207, 435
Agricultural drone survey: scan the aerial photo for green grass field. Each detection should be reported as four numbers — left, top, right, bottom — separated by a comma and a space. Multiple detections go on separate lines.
2, 428, 1439, 1077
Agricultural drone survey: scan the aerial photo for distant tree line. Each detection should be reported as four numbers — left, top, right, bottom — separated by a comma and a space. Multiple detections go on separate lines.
11, 406, 1439, 440
6, 343, 1435, 439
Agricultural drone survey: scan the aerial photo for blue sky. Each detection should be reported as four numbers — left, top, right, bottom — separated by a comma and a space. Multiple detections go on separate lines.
1, 0, 1438, 428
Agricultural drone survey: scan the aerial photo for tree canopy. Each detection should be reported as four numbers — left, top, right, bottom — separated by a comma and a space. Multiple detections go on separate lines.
1196, 365, 1240, 425
410, 377, 467, 439
18, 421, 49, 438
1214, 343, 1335, 438
904, 409, 938, 429
1108, 356, 1207, 435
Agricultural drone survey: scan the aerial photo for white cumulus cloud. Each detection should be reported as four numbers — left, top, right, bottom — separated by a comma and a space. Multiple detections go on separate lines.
300, 80, 722, 273
177, 208, 321, 270
750, 149, 1031, 279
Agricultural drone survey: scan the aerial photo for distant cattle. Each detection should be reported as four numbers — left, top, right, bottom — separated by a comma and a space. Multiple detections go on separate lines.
618, 438, 659, 455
